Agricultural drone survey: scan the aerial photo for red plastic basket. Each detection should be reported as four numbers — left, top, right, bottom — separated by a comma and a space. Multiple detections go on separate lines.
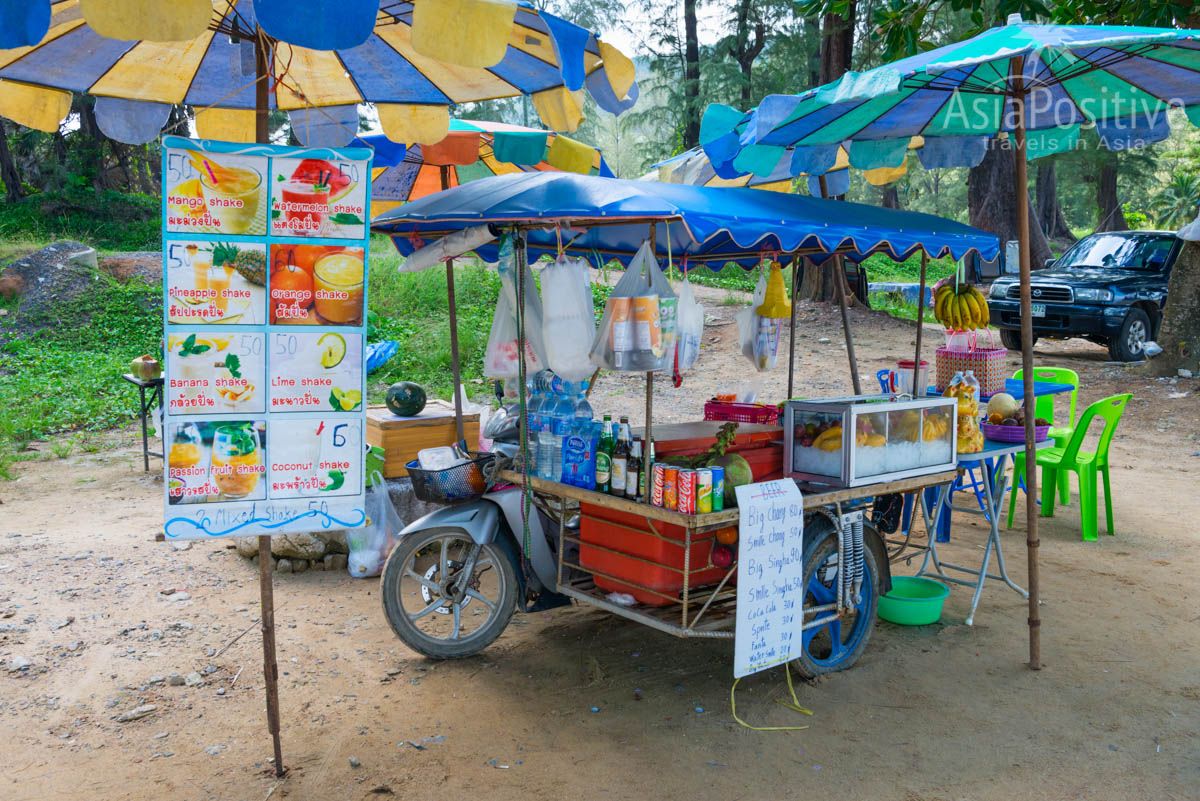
703, 400, 781, 425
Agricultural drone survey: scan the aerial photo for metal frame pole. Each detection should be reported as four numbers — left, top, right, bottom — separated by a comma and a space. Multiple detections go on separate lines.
833, 255, 863, 395
913, 252, 928, 393
254, 30, 285, 778
1012, 57, 1041, 670
643, 222, 657, 503
787, 261, 798, 399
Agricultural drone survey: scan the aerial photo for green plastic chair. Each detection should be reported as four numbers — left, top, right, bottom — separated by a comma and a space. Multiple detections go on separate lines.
1006, 394, 1131, 541
1013, 366, 1079, 503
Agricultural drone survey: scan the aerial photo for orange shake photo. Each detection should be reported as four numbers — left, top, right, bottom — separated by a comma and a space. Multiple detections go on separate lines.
270, 245, 364, 326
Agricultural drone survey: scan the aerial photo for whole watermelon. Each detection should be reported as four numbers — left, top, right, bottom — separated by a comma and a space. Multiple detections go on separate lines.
385, 382, 427, 417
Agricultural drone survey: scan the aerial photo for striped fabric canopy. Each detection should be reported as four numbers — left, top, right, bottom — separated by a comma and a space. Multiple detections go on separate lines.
358, 119, 613, 218
703, 17, 1200, 179
0, 0, 639, 142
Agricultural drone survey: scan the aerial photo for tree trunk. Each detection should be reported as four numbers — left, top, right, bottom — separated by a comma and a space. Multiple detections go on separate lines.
1035, 160, 1074, 242
682, 0, 701, 149
730, 0, 766, 107
1154, 237, 1200, 376
880, 184, 900, 209
1095, 152, 1128, 233
0, 119, 24, 203
968, 139, 1052, 268
805, 16, 820, 88
799, 4, 857, 302
818, 1, 856, 84
799, 257, 836, 302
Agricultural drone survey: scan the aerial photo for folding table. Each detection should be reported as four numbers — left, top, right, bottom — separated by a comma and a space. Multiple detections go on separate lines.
915, 438, 1051, 625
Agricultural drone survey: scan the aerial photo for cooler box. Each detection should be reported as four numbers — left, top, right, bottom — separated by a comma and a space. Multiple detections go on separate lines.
579, 503, 727, 606
366, 401, 480, 478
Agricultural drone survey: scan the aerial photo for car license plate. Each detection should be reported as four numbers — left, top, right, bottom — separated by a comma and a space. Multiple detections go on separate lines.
1031, 303, 1046, 318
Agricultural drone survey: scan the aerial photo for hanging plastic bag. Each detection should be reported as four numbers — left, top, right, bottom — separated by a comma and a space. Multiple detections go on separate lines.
735, 268, 779, 372
672, 277, 704, 386
483, 235, 547, 379
590, 240, 676, 372
346, 471, 403, 578
541, 254, 597, 382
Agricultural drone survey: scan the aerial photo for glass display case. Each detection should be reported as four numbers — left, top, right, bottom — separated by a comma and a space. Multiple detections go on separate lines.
783, 395, 958, 488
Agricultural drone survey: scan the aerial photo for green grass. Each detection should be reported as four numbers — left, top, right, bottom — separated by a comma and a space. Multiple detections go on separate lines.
860, 252, 958, 283
0, 189, 160, 252
868, 291, 922, 322
0, 272, 161, 476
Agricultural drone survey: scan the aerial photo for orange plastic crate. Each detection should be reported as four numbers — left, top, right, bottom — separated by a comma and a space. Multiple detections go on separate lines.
579, 503, 727, 607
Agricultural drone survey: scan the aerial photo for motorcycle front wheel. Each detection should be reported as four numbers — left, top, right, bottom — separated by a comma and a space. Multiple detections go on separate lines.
380, 528, 518, 659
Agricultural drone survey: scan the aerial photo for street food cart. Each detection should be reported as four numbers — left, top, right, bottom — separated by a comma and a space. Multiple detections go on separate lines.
371, 172, 999, 676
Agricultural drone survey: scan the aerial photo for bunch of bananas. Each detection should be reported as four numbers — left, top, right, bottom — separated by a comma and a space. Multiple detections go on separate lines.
934, 282, 990, 331
813, 425, 844, 452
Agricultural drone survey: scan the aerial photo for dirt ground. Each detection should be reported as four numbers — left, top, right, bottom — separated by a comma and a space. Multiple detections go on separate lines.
2, 288, 1199, 801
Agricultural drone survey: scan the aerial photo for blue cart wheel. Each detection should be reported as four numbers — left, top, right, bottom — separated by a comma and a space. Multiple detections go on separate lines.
792, 522, 880, 679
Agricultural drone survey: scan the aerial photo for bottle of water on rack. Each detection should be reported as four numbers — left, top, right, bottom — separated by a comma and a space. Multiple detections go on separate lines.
573, 380, 593, 430
550, 377, 576, 481
536, 372, 557, 480
525, 370, 544, 472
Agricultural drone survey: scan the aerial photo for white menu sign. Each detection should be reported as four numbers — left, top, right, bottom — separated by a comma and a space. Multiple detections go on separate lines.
734, 480, 805, 678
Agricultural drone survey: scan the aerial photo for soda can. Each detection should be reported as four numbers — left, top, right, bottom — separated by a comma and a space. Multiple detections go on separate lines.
677, 468, 697, 515
651, 463, 666, 507
709, 466, 725, 512
695, 468, 713, 514
608, 296, 633, 357
632, 295, 661, 353
663, 466, 679, 510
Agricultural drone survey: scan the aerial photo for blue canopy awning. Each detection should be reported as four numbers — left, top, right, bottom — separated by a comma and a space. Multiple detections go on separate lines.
370, 172, 998, 267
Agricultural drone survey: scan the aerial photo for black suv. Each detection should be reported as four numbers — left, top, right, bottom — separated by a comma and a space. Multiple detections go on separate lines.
988, 231, 1180, 361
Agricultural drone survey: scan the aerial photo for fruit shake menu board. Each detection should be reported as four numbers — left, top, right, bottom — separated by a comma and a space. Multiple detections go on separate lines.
161, 136, 373, 541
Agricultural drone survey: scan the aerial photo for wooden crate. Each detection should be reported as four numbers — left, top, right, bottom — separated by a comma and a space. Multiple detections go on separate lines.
366, 401, 480, 478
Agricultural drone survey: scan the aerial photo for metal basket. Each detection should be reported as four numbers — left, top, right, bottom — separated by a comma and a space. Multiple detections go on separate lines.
405, 453, 496, 504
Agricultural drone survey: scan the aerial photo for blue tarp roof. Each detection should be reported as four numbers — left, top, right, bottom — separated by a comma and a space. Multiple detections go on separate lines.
370, 172, 998, 267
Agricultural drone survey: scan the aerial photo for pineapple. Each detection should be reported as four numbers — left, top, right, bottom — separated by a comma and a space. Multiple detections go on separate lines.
212, 242, 266, 286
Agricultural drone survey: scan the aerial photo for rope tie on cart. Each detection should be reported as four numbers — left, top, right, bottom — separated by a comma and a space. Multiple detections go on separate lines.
730, 664, 812, 732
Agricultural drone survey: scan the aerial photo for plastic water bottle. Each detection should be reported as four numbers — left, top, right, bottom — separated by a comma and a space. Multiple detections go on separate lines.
550, 381, 576, 481
536, 374, 556, 480
573, 380, 594, 425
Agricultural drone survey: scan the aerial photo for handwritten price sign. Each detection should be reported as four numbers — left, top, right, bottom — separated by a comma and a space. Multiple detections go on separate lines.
733, 479, 805, 678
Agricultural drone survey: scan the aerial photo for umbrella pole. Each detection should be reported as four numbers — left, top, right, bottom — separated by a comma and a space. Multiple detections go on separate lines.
787, 261, 798, 399
441, 166, 465, 443
254, 31, 286, 778
1012, 65, 1042, 671
913, 252, 928, 392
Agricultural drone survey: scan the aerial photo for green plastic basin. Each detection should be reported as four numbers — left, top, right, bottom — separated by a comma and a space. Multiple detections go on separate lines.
877, 576, 950, 625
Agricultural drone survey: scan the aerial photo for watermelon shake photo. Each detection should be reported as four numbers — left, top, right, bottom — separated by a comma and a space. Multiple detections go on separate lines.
271, 157, 365, 239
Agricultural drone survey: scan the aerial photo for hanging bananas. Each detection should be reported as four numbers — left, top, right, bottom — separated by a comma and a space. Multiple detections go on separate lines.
933, 282, 990, 331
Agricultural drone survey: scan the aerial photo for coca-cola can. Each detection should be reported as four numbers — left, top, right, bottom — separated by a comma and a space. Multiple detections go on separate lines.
695, 468, 713, 514
663, 466, 679, 510
651, 463, 666, 507
677, 468, 697, 515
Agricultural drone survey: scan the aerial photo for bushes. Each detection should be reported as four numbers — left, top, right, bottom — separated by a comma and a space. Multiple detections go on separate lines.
0, 188, 160, 252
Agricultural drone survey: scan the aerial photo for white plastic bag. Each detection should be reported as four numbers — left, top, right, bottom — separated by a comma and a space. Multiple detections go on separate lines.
483, 235, 547, 379
735, 270, 780, 372
672, 277, 704, 386
346, 472, 403, 578
541, 255, 597, 382
590, 240, 677, 372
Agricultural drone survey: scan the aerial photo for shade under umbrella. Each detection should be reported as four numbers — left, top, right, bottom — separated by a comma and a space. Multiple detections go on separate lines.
0, 0, 639, 143
356, 119, 613, 218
